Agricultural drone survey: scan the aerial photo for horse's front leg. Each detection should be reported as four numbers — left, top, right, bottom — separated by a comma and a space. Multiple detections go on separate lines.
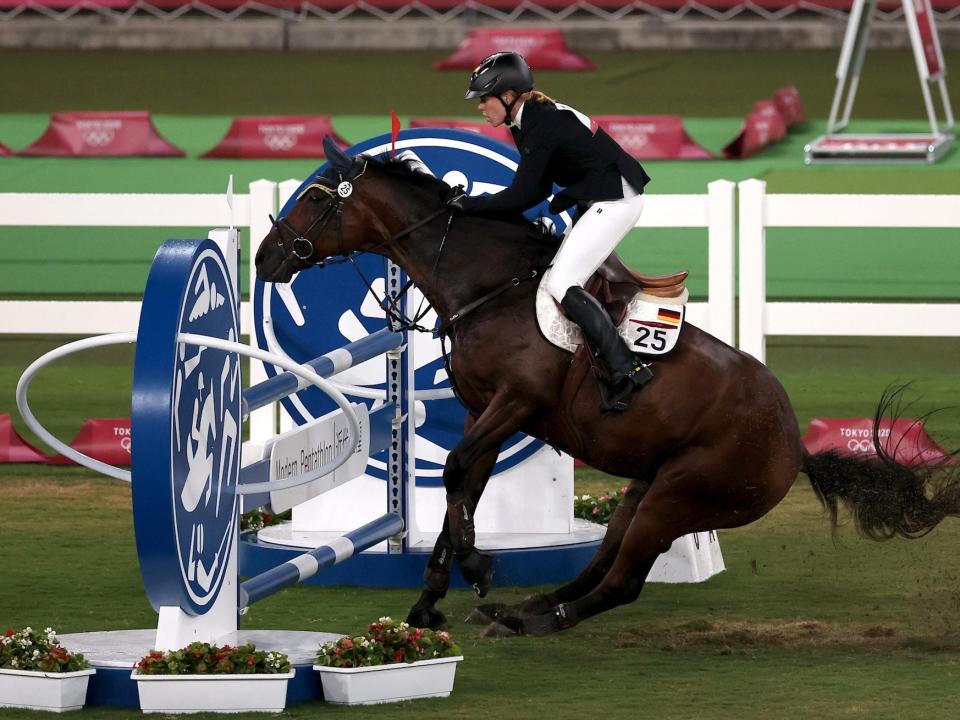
443, 393, 533, 596
406, 416, 500, 629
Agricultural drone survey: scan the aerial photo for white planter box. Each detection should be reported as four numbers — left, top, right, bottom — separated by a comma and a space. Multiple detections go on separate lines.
132, 670, 295, 714
0, 667, 95, 713
313, 656, 463, 705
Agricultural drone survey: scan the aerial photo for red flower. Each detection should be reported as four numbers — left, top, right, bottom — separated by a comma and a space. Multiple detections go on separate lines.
393, 649, 405, 662
246, 657, 255, 665
4, 629, 13, 637
340, 638, 353, 650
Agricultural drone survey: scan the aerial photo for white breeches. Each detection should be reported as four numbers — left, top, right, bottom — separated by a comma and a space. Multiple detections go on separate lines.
545, 179, 644, 302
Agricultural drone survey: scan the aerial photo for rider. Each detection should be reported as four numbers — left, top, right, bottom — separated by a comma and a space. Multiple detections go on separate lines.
450, 51, 653, 409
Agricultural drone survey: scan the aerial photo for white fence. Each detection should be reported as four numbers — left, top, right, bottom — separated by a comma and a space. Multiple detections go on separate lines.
7, 179, 959, 374
0, 179, 736, 439
737, 179, 960, 363
0, 183, 277, 335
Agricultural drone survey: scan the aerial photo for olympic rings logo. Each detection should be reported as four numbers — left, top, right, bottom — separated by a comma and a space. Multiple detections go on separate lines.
82, 130, 116, 147
847, 439, 875, 453
263, 134, 298, 151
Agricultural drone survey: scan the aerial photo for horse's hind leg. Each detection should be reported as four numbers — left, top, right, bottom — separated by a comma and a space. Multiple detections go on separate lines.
472, 478, 649, 622
490, 502, 674, 637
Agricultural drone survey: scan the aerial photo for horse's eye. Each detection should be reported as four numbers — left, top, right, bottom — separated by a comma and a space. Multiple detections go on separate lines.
309, 192, 322, 202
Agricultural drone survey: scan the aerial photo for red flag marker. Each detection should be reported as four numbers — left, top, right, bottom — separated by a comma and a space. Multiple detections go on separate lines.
391, 111, 401, 158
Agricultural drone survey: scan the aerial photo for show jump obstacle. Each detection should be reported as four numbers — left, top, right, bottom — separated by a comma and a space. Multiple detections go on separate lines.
806, 0, 954, 163
16, 230, 372, 706
14, 226, 606, 707
14, 133, 724, 707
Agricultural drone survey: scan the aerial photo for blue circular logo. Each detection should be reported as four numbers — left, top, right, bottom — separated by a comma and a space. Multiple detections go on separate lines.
255, 129, 570, 486
133, 239, 241, 614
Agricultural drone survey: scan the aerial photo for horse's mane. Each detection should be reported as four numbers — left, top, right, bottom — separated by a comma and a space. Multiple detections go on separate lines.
367, 156, 561, 249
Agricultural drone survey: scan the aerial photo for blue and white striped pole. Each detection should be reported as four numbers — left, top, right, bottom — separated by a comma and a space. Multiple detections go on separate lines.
238, 512, 404, 609
241, 328, 403, 417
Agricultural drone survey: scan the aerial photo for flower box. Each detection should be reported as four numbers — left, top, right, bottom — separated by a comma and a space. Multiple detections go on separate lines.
0, 667, 96, 713
132, 670, 295, 714
313, 655, 463, 705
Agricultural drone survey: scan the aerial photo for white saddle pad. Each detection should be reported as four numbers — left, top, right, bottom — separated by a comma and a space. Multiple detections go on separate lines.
536, 268, 688, 356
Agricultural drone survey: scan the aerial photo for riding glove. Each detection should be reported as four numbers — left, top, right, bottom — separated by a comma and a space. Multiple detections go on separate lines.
444, 185, 467, 210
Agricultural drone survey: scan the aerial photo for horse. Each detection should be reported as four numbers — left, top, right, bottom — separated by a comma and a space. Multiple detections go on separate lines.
255, 138, 960, 637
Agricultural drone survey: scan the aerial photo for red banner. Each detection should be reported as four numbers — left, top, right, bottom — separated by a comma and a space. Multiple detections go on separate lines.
595, 115, 712, 160
803, 417, 957, 467
435, 28, 595, 71
19, 111, 184, 157
201, 115, 349, 159
408, 118, 514, 145
0, 142, 12, 157
46, 418, 132, 467
773, 84, 806, 127
0, 413, 47, 463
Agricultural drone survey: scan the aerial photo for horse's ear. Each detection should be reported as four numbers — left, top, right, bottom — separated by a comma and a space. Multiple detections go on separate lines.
323, 136, 352, 174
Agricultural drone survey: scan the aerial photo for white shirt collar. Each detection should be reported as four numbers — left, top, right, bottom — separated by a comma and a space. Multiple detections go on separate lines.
509, 100, 526, 129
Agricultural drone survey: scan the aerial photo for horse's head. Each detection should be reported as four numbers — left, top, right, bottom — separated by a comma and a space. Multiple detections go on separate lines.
256, 136, 387, 283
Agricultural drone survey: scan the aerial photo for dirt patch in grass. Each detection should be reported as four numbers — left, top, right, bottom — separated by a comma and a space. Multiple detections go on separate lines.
1, 477, 130, 509
614, 618, 960, 654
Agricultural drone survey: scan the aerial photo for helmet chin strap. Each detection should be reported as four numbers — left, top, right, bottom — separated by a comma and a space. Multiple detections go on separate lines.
496, 93, 522, 126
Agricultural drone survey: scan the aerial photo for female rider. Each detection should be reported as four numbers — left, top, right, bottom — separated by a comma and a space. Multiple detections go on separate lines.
449, 51, 653, 411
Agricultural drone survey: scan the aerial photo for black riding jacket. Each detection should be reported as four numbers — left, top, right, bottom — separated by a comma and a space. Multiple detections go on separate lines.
459, 99, 650, 218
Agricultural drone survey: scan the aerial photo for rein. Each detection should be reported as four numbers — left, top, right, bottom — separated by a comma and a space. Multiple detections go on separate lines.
268, 162, 454, 333
271, 161, 547, 340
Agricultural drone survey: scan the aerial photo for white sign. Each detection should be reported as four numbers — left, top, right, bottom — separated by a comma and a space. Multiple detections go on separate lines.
265, 403, 369, 513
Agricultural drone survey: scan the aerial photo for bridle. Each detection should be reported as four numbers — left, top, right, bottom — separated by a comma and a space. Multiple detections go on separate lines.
268, 159, 369, 272
267, 158, 454, 333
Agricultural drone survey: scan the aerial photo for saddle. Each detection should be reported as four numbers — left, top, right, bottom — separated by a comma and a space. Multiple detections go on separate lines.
583, 253, 688, 326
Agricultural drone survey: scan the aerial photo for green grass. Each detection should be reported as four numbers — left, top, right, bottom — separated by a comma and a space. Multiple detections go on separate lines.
1, 47, 959, 717
3, 464, 960, 719
2, 48, 958, 118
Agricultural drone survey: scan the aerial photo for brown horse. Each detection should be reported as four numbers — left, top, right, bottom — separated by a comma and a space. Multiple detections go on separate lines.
255, 139, 960, 637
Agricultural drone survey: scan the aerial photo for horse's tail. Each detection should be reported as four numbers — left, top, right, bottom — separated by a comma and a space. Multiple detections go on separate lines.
801, 386, 960, 540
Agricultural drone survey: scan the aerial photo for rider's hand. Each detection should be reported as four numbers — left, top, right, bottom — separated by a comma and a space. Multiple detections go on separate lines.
445, 185, 466, 210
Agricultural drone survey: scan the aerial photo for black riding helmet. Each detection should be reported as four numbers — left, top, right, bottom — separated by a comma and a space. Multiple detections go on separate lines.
464, 52, 534, 100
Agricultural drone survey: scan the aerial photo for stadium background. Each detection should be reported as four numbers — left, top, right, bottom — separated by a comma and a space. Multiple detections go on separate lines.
1, 6, 959, 718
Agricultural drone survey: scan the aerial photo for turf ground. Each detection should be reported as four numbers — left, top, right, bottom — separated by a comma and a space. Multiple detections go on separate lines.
1, 47, 959, 719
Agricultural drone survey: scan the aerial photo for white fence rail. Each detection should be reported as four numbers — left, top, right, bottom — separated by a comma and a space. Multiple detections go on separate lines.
737, 179, 960, 363
0, 182, 278, 336
0, 178, 735, 440
0, 180, 735, 343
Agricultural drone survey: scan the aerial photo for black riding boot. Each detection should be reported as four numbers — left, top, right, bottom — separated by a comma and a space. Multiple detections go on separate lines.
561, 286, 653, 410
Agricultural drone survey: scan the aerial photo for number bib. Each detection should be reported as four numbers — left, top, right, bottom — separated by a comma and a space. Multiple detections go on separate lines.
622, 298, 685, 356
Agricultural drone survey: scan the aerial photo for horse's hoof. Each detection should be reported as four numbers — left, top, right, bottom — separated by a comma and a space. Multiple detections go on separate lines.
405, 604, 448, 630
521, 611, 563, 637
516, 593, 554, 616
459, 550, 494, 598
465, 602, 508, 625
483, 621, 519, 638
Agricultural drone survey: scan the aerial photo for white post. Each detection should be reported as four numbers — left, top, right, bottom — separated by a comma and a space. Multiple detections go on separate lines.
246, 180, 279, 452
737, 179, 768, 363
706, 180, 736, 347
